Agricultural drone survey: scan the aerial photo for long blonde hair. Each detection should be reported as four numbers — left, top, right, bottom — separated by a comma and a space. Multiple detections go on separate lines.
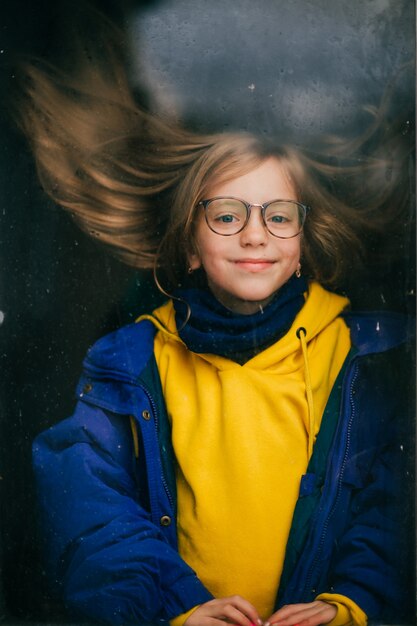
11, 11, 414, 293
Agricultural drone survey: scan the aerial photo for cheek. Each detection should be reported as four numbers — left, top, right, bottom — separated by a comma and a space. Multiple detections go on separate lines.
279, 239, 301, 264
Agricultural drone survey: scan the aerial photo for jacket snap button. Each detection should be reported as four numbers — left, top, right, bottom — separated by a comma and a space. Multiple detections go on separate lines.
142, 410, 151, 421
160, 515, 171, 526
83, 383, 93, 393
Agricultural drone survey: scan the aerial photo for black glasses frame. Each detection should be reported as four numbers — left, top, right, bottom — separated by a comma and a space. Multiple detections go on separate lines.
197, 196, 310, 238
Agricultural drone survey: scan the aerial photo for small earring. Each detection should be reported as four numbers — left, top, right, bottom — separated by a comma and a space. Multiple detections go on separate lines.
295, 263, 301, 278
188, 266, 193, 274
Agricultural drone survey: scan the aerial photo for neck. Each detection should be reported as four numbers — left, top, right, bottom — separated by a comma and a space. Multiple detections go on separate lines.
206, 282, 277, 315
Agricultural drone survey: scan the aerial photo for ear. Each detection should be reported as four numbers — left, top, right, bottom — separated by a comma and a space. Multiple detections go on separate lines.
188, 250, 202, 271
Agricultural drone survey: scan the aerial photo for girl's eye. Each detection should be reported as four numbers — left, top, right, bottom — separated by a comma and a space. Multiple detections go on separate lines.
268, 214, 289, 224
215, 213, 239, 223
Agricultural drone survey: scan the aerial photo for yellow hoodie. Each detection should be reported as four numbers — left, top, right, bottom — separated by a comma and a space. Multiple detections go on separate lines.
150, 282, 352, 620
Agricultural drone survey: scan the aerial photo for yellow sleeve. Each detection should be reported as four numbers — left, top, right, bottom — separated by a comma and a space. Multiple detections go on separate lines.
315, 593, 367, 626
170, 605, 201, 626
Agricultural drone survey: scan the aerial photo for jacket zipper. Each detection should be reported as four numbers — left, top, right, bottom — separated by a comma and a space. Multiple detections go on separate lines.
301, 360, 359, 599
140, 384, 175, 510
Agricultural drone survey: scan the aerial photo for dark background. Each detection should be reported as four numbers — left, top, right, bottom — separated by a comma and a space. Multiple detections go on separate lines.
0, 0, 415, 623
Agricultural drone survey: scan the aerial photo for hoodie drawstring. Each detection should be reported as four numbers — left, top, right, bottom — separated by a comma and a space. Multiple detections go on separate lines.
136, 317, 316, 460
129, 415, 140, 459
296, 326, 315, 459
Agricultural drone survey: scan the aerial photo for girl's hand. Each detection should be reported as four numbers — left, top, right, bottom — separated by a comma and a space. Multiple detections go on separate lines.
264, 601, 337, 626
184, 596, 262, 626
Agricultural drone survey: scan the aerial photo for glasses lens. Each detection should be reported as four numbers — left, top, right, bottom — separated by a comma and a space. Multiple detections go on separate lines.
205, 198, 247, 234
264, 201, 305, 237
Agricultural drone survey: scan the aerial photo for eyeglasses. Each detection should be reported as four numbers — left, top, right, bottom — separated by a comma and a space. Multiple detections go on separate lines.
197, 196, 309, 238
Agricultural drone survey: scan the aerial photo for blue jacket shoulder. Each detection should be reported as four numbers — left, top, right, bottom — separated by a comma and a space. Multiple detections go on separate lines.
82, 319, 157, 382
344, 310, 414, 355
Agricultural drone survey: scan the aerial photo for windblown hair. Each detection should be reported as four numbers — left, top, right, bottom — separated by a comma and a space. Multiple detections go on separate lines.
11, 9, 414, 294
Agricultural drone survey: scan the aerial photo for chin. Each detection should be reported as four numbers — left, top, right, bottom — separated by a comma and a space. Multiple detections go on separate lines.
241, 291, 278, 303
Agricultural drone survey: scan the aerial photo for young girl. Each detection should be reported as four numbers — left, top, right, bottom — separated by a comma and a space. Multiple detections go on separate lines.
13, 17, 414, 626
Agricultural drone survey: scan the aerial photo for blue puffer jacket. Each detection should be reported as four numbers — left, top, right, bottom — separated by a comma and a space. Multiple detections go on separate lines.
33, 311, 415, 625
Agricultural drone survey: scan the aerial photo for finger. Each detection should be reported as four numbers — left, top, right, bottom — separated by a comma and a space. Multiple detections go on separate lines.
186, 611, 241, 626
196, 618, 238, 626
204, 619, 236, 626
266, 602, 311, 621
221, 595, 262, 626
266, 602, 320, 624
265, 603, 303, 625
219, 605, 257, 626
193, 597, 261, 626
266, 602, 336, 626
296, 604, 337, 626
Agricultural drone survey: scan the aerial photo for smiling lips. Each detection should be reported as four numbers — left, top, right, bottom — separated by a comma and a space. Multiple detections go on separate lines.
234, 259, 276, 271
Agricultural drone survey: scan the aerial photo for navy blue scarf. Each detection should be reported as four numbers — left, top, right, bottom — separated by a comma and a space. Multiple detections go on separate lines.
173, 276, 308, 363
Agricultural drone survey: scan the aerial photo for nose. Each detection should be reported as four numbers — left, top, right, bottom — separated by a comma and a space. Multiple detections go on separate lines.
239, 206, 268, 246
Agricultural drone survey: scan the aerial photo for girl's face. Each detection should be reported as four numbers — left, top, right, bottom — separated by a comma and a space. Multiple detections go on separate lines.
189, 157, 302, 314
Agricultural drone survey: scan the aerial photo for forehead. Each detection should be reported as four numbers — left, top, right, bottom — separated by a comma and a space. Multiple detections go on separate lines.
206, 157, 297, 203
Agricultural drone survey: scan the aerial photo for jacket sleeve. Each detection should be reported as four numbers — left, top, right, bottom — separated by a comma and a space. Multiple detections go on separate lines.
33, 401, 213, 625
